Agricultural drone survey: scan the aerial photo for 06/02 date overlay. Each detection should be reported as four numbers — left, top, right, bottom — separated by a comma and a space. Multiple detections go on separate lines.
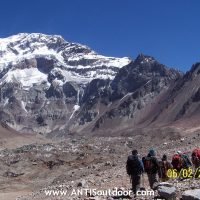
167, 168, 200, 179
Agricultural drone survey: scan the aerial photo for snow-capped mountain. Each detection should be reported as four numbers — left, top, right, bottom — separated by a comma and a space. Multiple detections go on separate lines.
0, 33, 184, 136
0, 33, 130, 87
0, 33, 130, 133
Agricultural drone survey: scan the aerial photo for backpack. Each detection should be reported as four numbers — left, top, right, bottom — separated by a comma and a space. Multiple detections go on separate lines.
172, 154, 182, 170
126, 155, 143, 175
159, 161, 171, 178
181, 154, 192, 168
192, 149, 200, 159
143, 157, 154, 172
192, 149, 200, 166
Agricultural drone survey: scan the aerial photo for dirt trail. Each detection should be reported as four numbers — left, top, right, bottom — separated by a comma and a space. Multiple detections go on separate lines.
0, 127, 200, 199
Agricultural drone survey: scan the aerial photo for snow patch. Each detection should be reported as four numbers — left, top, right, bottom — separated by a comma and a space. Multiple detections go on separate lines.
21, 101, 28, 113
69, 105, 80, 120
1, 68, 48, 87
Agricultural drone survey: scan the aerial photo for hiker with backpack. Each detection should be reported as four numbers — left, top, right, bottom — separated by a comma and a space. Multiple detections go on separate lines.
191, 149, 200, 169
126, 149, 144, 195
191, 149, 200, 178
172, 151, 192, 170
158, 154, 173, 182
171, 151, 192, 178
172, 152, 182, 172
142, 149, 160, 189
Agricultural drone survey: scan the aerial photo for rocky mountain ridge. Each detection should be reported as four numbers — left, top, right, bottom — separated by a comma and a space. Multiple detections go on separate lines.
0, 33, 130, 133
1, 33, 200, 136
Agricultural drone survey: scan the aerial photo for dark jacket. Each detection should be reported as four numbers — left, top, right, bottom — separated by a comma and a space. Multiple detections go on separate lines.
143, 155, 160, 174
192, 156, 200, 168
126, 155, 144, 175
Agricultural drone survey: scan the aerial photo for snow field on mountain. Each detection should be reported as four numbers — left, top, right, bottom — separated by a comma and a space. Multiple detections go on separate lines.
0, 33, 130, 84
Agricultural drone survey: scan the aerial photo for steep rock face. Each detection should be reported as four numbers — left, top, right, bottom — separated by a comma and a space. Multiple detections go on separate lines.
69, 54, 182, 135
0, 79, 78, 133
150, 62, 200, 128
110, 54, 180, 101
0, 33, 130, 134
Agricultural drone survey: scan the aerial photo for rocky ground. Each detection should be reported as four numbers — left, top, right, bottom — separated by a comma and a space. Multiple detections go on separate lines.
0, 128, 200, 200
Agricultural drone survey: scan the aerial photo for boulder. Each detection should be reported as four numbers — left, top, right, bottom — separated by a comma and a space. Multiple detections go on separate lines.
158, 185, 176, 200
182, 189, 200, 200
3, 171, 24, 178
158, 182, 174, 187
153, 182, 173, 190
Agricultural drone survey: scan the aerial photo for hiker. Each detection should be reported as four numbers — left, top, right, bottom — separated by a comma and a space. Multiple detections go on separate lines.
172, 151, 192, 178
191, 149, 200, 178
126, 149, 144, 195
172, 151, 192, 171
158, 154, 173, 182
142, 149, 160, 189
191, 149, 200, 169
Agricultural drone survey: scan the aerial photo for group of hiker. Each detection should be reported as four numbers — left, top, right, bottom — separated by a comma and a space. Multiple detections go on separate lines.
126, 148, 200, 195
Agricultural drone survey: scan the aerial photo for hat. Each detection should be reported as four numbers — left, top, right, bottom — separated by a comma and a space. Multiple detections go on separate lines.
132, 149, 138, 155
149, 149, 156, 156
162, 154, 167, 161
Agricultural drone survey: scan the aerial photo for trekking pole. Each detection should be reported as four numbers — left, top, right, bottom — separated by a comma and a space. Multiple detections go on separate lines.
142, 173, 145, 188
141, 173, 145, 190
158, 165, 162, 182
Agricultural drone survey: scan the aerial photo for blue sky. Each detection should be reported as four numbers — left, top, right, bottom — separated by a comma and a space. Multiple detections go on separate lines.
0, 0, 199, 72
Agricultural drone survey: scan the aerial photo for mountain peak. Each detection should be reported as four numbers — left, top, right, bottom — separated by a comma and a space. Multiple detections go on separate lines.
0, 32, 64, 41
135, 53, 156, 64
0, 33, 131, 85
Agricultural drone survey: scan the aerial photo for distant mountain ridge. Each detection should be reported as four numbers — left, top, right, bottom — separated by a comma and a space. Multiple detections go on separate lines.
1, 33, 199, 136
